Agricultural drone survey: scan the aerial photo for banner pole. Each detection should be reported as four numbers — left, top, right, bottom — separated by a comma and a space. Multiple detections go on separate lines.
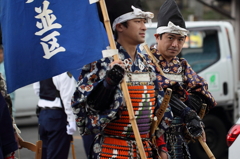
98, 0, 147, 158
143, 44, 165, 77
71, 136, 77, 159
198, 104, 216, 159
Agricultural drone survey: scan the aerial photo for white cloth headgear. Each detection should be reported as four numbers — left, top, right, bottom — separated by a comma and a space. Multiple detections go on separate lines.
112, 6, 154, 31
156, 21, 189, 36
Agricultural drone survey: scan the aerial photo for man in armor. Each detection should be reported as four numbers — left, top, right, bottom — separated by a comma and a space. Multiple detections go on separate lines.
72, 0, 206, 158
72, 0, 173, 158
151, 0, 217, 158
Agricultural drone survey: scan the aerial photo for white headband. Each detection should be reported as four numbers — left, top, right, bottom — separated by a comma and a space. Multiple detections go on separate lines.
112, 6, 154, 31
156, 21, 189, 36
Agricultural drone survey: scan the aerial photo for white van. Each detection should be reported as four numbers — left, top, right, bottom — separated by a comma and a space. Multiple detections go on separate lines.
14, 84, 38, 118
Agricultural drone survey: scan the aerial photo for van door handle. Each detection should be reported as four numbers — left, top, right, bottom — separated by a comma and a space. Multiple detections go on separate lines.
223, 82, 228, 95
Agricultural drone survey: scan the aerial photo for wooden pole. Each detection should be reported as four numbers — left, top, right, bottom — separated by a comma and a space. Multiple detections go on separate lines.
198, 104, 216, 159
71, 137, 77, 159
142, 44, 165, 76
198, 139, 215, 159
98, 0, 147, 158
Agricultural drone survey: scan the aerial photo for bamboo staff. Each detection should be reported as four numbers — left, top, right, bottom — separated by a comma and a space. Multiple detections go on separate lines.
143, 44, 216, 159
198, 104, 216, 159
198, 139, 215, 159
71, 137, 77, 159
142, 44, 165, 77
98, 0, 147, 158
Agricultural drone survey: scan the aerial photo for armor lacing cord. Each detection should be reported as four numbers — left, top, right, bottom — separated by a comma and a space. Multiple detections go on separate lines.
99, 137, 154, 159
100, 84, 157, 158
166, 133, 191, 159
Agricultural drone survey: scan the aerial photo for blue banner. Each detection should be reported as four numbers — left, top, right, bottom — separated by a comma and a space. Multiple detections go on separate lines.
0, 0, 108, 93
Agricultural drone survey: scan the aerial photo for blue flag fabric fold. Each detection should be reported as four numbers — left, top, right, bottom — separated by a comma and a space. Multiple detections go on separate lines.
0, 0, 108, 93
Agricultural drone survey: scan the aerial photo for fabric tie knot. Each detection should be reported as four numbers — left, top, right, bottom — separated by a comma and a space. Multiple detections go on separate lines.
168, 21, 189, 36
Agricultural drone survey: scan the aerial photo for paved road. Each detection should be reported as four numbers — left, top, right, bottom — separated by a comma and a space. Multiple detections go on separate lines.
15, 116, 87, 159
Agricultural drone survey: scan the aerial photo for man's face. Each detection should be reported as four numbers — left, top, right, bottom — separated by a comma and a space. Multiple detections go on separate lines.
155, 33, 186, 61
117, 18, 147, 45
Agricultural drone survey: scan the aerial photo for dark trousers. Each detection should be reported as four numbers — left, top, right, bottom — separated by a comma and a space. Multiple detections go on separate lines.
0, 94, 18, 159
38, 109, 71, 159
82, 134, 95, 156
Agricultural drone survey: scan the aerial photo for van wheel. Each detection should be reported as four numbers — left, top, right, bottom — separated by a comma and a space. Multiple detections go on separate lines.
188, 114, 227, 159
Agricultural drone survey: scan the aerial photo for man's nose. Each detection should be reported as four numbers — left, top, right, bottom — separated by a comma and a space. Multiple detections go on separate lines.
141, 22, 147, 30
172, 39, 178, 47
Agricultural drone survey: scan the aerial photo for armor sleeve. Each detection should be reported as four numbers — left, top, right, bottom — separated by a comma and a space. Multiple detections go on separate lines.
185, 93, 204, 114
87, 64, 124, 112
169, 94, 189, 119
87, 81, 116, 112
169, 94, 203, 138
181, 59, 217, 109
170, 94, 200, 123
71, 58, 126, 135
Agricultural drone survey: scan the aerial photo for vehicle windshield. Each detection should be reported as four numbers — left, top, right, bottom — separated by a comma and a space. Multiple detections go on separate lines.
181, 30, 219, 72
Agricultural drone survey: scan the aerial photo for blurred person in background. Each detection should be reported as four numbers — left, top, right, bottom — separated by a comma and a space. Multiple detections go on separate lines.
0, 45, 15, 117
0, 92, 18, 159
0, 73, 18, 159
33, 72, 76, 159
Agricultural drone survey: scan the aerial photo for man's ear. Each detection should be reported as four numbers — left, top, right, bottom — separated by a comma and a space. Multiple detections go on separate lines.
183, 36, 187, 42
115, 23, 123, 32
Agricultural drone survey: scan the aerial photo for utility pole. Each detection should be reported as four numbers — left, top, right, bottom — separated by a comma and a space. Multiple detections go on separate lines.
231, 0, 240, 80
